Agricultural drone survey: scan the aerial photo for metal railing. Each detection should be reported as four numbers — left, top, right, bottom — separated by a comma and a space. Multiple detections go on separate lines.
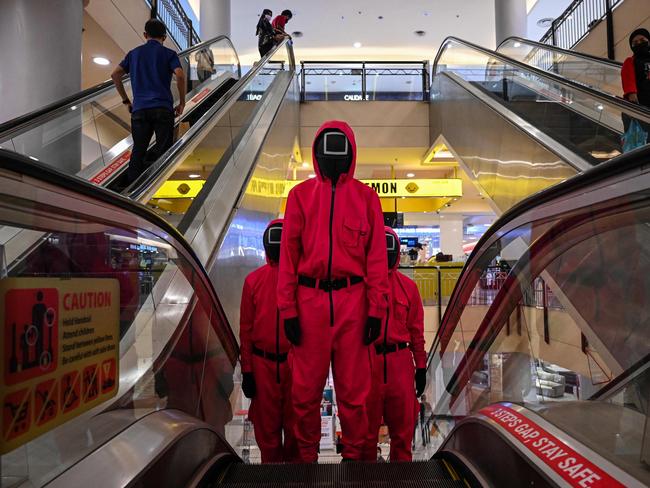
399, 266, 464, 326
148, 0, 200, 50
300, 61, 430, 102
539, 0, 624, 57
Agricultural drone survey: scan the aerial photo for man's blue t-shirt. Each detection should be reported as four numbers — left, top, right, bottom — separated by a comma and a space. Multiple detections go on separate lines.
119, 40, 181, 113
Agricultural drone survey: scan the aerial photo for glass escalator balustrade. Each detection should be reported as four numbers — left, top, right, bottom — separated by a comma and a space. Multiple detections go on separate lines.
497, 37, 623, 98
434, 38, 650, 167
426, 149, 650, 486
0, 36, 240, 186
0, 153, 237, 487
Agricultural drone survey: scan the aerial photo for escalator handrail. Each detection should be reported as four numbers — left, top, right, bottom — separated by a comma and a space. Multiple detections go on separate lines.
432, 36, 650, 123
426, 143, 650, 368
0, 34, 240, 139
0, 147, 239, 359
127, 38, 295, 202
497, 35, 623, 68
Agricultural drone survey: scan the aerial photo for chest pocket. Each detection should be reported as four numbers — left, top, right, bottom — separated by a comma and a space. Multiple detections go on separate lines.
393, 296, 409, 324
342, 217, 369, 248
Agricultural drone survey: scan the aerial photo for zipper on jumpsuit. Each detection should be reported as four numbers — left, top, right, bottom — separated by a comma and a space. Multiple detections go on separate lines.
383, 302, 389, 384
275, 308, 280, 384
327, 182, 336, 327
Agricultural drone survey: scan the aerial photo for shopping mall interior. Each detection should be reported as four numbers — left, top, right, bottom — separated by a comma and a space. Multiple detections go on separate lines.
1, 0, 650, 486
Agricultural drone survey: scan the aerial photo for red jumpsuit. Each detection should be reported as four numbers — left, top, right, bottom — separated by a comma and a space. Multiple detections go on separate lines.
240, 219, 297, 463
364, 228, 426, 461
278, 121, 389, 462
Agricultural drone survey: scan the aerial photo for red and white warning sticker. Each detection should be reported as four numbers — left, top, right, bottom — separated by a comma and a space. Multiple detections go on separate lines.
480, 404, 626, 488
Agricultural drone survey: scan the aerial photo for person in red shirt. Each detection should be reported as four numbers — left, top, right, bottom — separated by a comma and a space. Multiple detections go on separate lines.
621, 28, 650, 108
240, 219, 297, 463
363, 227, 427, 462
272, 9, 293, 42
278, 120, 389, 463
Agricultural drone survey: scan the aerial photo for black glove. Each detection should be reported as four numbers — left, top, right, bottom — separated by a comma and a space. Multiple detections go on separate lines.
415, 368, 427, 397
364, 316, 382, 345
284, 317, 301, 345
242, 372, 256, 399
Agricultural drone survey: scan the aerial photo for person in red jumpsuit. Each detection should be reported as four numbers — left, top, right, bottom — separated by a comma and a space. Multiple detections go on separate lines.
278, 120, 389, 463
240, 219, 297, 463
364, 226, 427, 462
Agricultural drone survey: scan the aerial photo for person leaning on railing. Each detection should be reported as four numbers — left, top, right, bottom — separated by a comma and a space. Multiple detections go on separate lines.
621, 28, 650, 148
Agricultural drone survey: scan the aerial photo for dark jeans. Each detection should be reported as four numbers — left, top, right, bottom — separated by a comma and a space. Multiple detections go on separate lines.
259, 42, 273, 58
129, 108, 174, 184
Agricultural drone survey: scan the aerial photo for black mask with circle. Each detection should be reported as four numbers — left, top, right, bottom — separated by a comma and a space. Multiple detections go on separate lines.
386, 231, 399, 269
314, 129, 353, 185
263, 222, 283, 263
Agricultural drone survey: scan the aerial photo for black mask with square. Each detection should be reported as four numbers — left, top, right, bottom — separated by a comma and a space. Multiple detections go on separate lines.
386, 232, 399, 269
314, 129, 353, 184
263, 223, 283, 263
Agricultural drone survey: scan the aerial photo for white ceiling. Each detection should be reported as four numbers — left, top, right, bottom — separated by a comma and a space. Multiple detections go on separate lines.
229, 0, 497, 65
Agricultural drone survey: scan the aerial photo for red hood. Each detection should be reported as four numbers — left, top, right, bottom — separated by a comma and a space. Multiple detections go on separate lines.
312, 120, 357, 183
265, 218, 284, 266
385, 226, 400, 271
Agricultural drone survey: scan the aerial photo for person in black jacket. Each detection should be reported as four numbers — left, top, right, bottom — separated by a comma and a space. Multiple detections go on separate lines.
256, 9, 275, 58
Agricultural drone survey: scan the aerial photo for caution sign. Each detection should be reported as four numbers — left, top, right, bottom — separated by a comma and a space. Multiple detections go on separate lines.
1, 278, 119, 454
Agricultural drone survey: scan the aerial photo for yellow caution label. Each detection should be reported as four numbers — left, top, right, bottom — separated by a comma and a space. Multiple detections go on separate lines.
1, 278, 120, 454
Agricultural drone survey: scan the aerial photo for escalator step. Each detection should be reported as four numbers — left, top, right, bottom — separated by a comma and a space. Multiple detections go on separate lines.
220, 482, 465, 487
219, 460, 461, 486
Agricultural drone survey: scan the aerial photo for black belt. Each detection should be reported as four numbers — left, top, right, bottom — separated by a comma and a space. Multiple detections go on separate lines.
252, 345, 288, 362
375, 342, 409, 355
298, 275, 363, 292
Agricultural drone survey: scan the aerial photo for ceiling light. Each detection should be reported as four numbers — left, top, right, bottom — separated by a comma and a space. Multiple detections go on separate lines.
188, 174, 201, 179
292, 31, 303, 38
353, 42, 362, 48
596, 104, 604, 110
414, 30, 426, 37
406, 173, 415, 178
29, 156, 39, 161
537, 17, 554, 28
70, 105, 77, 111
378, 15, 384, 19
513, 42, 522, 48
93, 56, 110, 66
301, 162, 309, 168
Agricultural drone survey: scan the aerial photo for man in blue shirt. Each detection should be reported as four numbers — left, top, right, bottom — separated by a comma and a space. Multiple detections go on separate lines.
111, 19, 186, 185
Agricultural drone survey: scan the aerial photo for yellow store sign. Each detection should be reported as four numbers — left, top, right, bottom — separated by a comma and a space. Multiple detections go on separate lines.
154, 178, 462, 199
1, 278, 119, 454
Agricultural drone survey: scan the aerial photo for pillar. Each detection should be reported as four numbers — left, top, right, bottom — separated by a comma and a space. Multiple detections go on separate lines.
494, 0, 527, 45
439, 216, 464, 262
0, 0, 83, 173
200, 0, 231, 39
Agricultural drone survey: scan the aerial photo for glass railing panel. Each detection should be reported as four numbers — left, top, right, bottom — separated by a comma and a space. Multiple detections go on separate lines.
302, 63, 363, 101
365, 63, 426, 101
142, 43, 292, 227
498, 39, 623, 98
0, 157, 236, 486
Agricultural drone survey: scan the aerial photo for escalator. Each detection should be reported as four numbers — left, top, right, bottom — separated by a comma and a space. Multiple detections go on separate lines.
424, 145, 650, 487
2, 32, 650, 487
3, 141, 648, 488
0, 34, 242, 188
430, 37, 650, 213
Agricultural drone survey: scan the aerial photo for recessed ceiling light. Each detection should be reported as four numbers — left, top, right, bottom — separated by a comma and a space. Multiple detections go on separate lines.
188, 174, 201, 179
70, 105, 78, 111
353, 42, 362, 48
291, 31, 303, 38
537, 17, 554, 28
301, 162, 309, 168
414, 30, 426, 37
93, 56, 110, 66
406, 173, 415, 178
378, 15, 384, 19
